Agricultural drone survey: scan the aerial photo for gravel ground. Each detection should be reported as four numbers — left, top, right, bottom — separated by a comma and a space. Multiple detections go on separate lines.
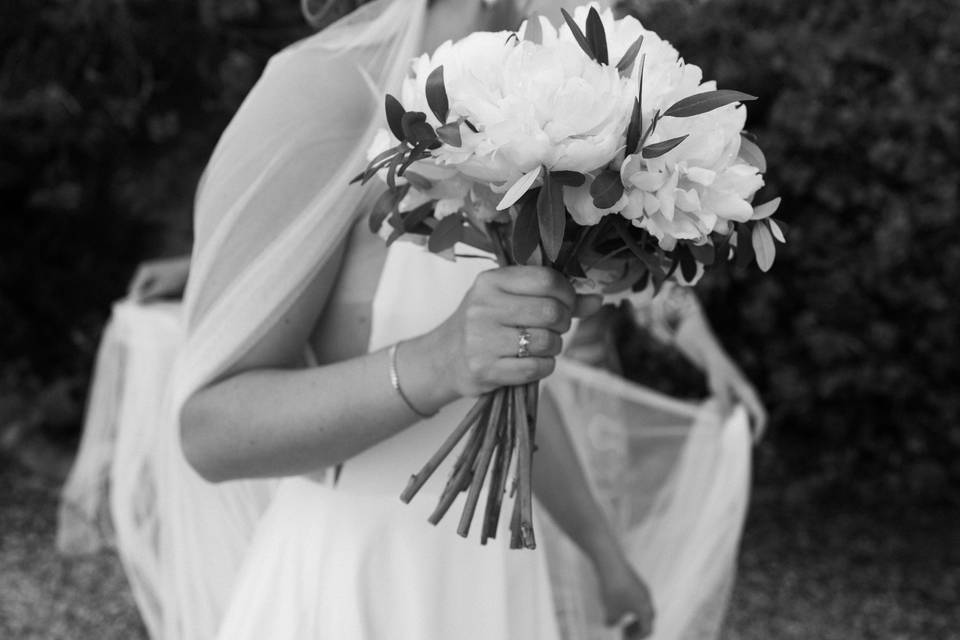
1, 448, 957, 640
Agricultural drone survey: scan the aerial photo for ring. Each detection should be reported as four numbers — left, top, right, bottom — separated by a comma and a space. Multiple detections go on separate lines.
516, 327, 532, 358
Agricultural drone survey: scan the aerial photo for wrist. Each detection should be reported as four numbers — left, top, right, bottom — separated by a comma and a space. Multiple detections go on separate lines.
392, 332, 461, 415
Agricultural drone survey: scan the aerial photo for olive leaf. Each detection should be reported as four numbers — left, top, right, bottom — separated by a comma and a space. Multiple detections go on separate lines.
512, 195, 540, 265
551, 171, 586, 187
425, 66, 449, 124
626, 98, 641, 156
537, 170, 565, 263
641, 134, 688, 159
428, 214, 464, 253
585, 7, 608, 65
385, 94, 406, 141
616, 34, 643, 75
561, 9, 594, 61
590, 169, 624, 209
663, 90, 757, 118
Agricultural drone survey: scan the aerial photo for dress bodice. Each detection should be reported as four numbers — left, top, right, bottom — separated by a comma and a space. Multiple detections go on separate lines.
334, 240, 495, 498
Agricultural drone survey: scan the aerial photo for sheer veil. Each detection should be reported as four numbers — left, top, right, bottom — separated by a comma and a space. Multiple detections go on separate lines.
150, 1, 428, 637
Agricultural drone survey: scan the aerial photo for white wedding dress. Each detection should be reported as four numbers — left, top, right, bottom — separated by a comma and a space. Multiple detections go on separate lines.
58, 1, 752, 637
215, 240, 561, 639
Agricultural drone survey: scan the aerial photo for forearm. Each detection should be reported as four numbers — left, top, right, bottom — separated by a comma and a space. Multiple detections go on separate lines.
181, 332, 458, 482
532, 389, 623, 569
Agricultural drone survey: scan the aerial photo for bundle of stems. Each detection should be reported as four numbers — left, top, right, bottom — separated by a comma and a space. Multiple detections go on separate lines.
400, 382, 540, 549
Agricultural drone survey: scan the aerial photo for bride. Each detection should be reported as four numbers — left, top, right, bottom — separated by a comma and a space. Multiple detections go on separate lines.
169, 0, 656, 638
58, 1, 761, 638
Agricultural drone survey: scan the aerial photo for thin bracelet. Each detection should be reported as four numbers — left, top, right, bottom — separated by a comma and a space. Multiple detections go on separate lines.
388, 342, 436, 419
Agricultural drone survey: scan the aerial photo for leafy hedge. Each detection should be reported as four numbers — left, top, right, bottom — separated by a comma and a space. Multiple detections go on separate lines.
2, 0, 957, 496
628, 0, 960, 496
0, 0, 305, 406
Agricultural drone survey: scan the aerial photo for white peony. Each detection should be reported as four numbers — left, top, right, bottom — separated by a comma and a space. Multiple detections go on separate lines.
400, 29, 634, 188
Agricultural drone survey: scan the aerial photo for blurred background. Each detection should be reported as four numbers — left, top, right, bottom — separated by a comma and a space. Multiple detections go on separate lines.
1, 0, 958, 638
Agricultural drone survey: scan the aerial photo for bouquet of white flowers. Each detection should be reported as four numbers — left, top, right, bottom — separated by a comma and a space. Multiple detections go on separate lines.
353, 3, 784, 548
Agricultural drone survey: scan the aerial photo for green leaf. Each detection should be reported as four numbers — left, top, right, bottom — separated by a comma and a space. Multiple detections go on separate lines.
537, 171, 565, 263
561, 9, 594, 61
512, 195, 540, 265
626, 98, 641, 156
368, 185, 408, 233
585, 7, 608, 65
662, 90, 757, 119
402, 201, 435, 232
752, 222, 776, 272
402, 171, 432, 191
428, 214, 463, 253
641, 134, 688, 159
498, 165, 542, 211
551, 171, 586, 187
688, 242, 715, 266
678, 244, 698, 281
768, 218, 786, 243
385, 94, 406, 142
590, 169, 624, 209
425, 66, 449, 124
738, 133, 766, 173
436, 122, 462, 147
616, 34, 643, 75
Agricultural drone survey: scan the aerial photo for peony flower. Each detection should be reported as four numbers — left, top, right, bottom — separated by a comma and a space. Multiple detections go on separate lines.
400, 29, 635, 189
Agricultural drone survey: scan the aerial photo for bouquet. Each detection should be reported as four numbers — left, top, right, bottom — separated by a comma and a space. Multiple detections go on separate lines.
353, 3, 784, 549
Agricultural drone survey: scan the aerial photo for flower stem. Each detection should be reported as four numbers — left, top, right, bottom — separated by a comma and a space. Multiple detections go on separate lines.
401, 394, 492, 504
457, 390, 506, 538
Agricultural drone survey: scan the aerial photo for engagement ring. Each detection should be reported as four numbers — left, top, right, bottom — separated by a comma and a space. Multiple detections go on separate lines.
516, 328, 532, 358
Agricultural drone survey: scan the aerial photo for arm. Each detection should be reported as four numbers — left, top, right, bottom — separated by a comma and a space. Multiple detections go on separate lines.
180, 263, 601, 482
533, 389, 654, 637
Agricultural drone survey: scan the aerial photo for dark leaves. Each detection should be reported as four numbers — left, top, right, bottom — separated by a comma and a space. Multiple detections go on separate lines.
626, 98, 641, 156
428, 214, 463, 253
437, 122, 462, 147
585, 7, 608, 65
512, 195, 540, 265
663, 90, 757, 118
551, 171, 586, 187
425, 66, 449, 123
385, 94, 406, 141
616, 35, 643, 75
589, 169, 624, 209
536, 171, 565, 263
641, 134, 688, 159
561, 9, 593, 61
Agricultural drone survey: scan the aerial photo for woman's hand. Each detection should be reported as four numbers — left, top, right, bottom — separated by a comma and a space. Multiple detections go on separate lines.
127, 255, 191, 302
673, 310, 768, 442
701, 348, 768, 442
430, 266, 602, 398
596, 556, 656, 639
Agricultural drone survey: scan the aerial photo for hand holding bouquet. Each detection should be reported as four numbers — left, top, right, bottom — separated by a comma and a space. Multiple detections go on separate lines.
353, 3, 784, 548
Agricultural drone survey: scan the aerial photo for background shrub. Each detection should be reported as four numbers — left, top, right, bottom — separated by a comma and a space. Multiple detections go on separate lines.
2, 0, 957, 498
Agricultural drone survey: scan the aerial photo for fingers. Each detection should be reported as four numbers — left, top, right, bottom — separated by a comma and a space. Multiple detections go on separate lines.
480, 266, 577, 309
737, 383, 768, 443
490, 327, 563, 358
127, 270, 154, 302
487, 356, 556, 386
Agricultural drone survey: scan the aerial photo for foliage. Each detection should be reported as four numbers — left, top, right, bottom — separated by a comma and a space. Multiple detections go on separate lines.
2, 0, 957, 498
0, 0, 305, 395
628, 0, 960, 496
